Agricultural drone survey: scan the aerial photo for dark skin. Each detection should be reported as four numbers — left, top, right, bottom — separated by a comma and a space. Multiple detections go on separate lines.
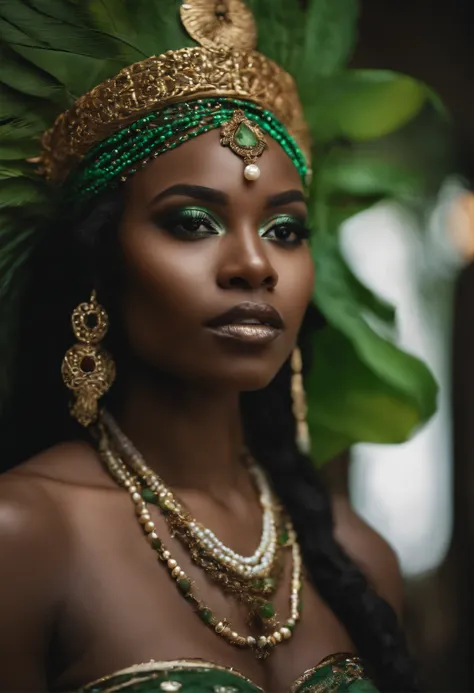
0, 131, 403, 692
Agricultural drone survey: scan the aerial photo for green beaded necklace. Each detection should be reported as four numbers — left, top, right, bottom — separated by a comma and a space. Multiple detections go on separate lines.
69, 98, 309, 203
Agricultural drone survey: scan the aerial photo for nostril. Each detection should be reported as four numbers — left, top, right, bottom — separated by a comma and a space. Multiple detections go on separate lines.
228, 276, 250, 289
227, 275, 275, 290
262, 275, 275, 289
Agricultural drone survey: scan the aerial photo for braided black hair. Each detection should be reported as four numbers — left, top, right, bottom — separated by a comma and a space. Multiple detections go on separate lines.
0, 193, 418, 692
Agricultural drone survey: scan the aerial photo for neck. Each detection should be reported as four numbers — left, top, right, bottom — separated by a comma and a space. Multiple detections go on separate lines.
112, 372, 247, 494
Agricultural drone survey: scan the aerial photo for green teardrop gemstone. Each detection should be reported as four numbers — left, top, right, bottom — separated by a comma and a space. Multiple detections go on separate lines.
258, 601, 275, 620
234, 122, 258, 148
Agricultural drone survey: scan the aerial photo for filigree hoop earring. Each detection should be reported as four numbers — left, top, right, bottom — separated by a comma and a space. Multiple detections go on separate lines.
61, 291, 116, 427
291, 347, 311, 455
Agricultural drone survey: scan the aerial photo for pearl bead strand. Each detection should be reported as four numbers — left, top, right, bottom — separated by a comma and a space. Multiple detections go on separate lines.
103, 411, 279, 579
97, 422, 303, 660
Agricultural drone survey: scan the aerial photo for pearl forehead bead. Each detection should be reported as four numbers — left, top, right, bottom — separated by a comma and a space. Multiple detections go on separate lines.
244, 163, 260, 181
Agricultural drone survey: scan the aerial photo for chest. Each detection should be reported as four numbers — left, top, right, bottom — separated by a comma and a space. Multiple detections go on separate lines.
52, 494, 355, 692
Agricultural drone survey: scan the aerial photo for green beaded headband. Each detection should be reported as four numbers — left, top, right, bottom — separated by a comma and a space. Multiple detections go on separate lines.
69, 98, 310, 203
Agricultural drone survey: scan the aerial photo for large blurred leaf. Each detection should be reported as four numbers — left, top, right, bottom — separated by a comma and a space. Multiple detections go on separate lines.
307, 326, 431, 463
305, 70, 435, 144
318, 147, 427, 199
308, 232, 439, 463
248, 0, 357, 78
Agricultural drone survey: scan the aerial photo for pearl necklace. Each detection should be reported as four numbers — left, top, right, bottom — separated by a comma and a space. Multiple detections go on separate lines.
97, 423, 303, 659
102, 411, 279, 579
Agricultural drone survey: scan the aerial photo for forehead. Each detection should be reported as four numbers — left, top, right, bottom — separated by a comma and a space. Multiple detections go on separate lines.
125, 128, 304, 205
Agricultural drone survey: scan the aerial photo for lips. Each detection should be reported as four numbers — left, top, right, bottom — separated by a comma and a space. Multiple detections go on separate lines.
206, 302, 284, 329
206, 302, 284, 345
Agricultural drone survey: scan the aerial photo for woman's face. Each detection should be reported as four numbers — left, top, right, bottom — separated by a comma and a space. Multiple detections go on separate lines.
119, 127, 314, 391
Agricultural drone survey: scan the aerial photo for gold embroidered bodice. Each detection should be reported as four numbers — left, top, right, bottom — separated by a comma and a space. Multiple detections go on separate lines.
78, 654, 379, 693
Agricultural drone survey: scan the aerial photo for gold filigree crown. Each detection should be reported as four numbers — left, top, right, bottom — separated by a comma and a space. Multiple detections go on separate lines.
41, 0, 311, 182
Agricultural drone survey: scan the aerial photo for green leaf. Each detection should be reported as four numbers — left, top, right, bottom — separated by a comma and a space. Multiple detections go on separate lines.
317, 147, 427, 200
305, 70, 430, 143
308, 234, 438, 457
307, 326, 432, 464
302, 0, 358, 76
248, 0, 357, 79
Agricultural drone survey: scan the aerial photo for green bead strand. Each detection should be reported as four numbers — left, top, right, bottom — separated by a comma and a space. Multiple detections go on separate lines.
69, 98, 309, 203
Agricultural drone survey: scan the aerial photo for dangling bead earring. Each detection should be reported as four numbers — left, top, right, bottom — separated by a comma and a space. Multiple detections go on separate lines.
61, 291, 116, 427
291, 347, 311, 455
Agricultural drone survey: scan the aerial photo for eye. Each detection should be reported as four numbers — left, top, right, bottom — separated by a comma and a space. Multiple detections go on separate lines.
260, 215, 310, 246
157, 207, 224, 239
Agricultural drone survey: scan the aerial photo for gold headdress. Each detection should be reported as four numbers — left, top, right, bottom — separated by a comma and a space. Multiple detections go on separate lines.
41, 0, 311, 184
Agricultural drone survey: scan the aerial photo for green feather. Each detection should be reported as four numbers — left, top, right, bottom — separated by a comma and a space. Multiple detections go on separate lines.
0, 1, 118, 57
0, 178, 46, 209
0, 166, 24, 180
0, 120, 44, 143
86, 0, 191, 60
0, 138, 41, 159
0, 44, 63, 100
27, 0, 92, 26
0, 85, 51, 130
0, 16, 40, 48
11, 47, 120, 97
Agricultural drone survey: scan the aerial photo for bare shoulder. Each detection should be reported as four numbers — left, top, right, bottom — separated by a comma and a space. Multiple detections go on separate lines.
331, 494, 404, 618
0, 439, 113, 574
10, 438, 112, 487
0, 441, 109, 690
0, 443, 96, 595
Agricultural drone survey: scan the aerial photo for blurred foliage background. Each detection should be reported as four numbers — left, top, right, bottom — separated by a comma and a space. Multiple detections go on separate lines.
336, 1, 473, 689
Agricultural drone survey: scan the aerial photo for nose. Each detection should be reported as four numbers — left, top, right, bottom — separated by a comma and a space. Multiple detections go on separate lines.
216, 226, 278, 291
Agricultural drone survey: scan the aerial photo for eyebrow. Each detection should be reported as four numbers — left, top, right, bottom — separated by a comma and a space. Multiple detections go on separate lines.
149, 184, 306, 208
266, 189, 306, 207
149, 184, 229, 206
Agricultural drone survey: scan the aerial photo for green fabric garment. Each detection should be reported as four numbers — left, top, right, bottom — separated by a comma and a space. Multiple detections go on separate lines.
77, 655, 379, 693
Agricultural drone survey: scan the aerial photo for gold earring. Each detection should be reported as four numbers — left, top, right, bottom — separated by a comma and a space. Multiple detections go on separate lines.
291, 347, 311, 455
61, 291, 116, 427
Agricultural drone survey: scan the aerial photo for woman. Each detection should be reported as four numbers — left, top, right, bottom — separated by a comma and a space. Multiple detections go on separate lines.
0, 1, 420, 691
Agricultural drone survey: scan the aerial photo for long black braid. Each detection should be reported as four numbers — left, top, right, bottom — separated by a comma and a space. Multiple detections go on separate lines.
0, 193, 418, 692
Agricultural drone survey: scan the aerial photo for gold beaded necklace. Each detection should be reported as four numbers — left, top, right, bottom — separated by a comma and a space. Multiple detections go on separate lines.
97, 415, 303, 659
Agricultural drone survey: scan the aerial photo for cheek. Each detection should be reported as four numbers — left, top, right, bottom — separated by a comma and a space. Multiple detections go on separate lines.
120, 221, 211, 308
276, 247, 315, 326
117, 221, 215, 356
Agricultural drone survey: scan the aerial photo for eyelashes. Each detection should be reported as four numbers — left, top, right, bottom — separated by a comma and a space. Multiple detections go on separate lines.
259, 215, 311, 246
157, 206, 224, 239
155, 206, 310, 245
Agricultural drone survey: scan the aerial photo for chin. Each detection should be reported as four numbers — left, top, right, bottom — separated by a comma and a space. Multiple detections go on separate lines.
213, 358, 284, 393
